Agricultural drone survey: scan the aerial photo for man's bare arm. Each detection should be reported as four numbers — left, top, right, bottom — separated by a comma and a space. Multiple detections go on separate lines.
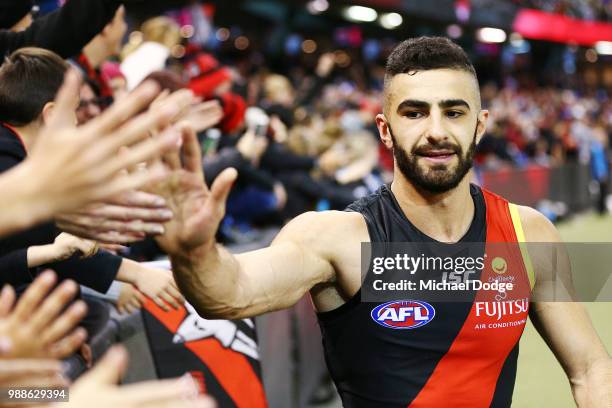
154, 124, 346, 319
519, 206, 611, 407
170, 211, 339, 319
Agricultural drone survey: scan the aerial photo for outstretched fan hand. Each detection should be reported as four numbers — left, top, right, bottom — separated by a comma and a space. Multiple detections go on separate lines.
152, 123, 237, 255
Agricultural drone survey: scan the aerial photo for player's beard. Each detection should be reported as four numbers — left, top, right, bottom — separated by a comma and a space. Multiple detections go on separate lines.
389, 124, 478, 194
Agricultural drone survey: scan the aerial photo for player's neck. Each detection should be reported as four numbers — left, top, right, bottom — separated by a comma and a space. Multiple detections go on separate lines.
390, 171, 475, 243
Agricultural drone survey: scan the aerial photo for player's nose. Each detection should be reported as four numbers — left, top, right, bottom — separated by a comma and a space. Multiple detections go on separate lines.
424, 112, 449, 142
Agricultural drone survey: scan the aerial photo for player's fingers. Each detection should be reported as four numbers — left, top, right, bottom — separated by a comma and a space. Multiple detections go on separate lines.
160, 127, 183, 171
178, 123, 204, 179
209, 167, 238, 205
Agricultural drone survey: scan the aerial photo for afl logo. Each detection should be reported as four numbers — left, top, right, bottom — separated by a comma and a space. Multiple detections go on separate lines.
371, 300, 435, 330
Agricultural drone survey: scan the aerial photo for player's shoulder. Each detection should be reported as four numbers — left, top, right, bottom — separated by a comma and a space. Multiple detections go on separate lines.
282, 210, 366, 237
514, 204, 562, 243
274, 210, 368, 248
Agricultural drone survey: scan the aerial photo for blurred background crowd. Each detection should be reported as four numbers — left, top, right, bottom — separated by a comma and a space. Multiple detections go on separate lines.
37, 0, 611, 250
0, 0, 609, 407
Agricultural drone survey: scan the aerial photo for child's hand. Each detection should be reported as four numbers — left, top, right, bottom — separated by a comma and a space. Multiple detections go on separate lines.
52, 233, 99, 261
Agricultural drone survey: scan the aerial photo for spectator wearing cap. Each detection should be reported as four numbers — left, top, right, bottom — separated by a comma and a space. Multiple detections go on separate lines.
183, 53, 246, 134
186, 53, 233, 99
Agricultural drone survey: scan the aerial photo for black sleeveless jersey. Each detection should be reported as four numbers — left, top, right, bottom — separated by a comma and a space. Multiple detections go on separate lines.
317, 184, 534, 408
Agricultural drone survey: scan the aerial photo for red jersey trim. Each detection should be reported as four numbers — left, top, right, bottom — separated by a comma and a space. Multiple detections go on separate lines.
407, 188, 532, 408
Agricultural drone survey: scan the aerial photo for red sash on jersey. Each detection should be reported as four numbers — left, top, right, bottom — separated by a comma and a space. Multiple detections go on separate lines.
409, 188, 534, 408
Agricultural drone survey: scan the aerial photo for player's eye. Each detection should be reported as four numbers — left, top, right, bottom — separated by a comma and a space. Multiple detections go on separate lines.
404, 111, 425, 119
446, 110, 464, 118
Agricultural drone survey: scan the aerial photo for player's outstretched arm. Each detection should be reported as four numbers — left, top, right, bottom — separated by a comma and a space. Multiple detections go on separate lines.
519, 206, 611, 407
155, 124, 336, 319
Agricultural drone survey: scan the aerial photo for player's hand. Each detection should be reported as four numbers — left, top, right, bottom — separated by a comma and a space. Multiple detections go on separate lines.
0, 271, 87, 359
56, 190, 174, 244
66, 345, 215, 408
153, 123, 237, 255
134, 268, 184, 312
16, 69, 194, 222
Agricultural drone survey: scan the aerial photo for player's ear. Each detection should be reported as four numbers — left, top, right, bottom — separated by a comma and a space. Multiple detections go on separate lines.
475, 110, 489, 144
376, 114, 394, 150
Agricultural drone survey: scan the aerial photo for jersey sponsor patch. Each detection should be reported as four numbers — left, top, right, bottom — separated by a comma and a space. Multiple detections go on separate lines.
371, 300, 435, 329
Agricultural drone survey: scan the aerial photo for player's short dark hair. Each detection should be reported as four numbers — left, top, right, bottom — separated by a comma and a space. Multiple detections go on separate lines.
0, 47, 69, 126
384, 36, 477, 89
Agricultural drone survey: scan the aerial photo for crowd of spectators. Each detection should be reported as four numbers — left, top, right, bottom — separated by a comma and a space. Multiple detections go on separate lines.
477, 82, 611, 169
